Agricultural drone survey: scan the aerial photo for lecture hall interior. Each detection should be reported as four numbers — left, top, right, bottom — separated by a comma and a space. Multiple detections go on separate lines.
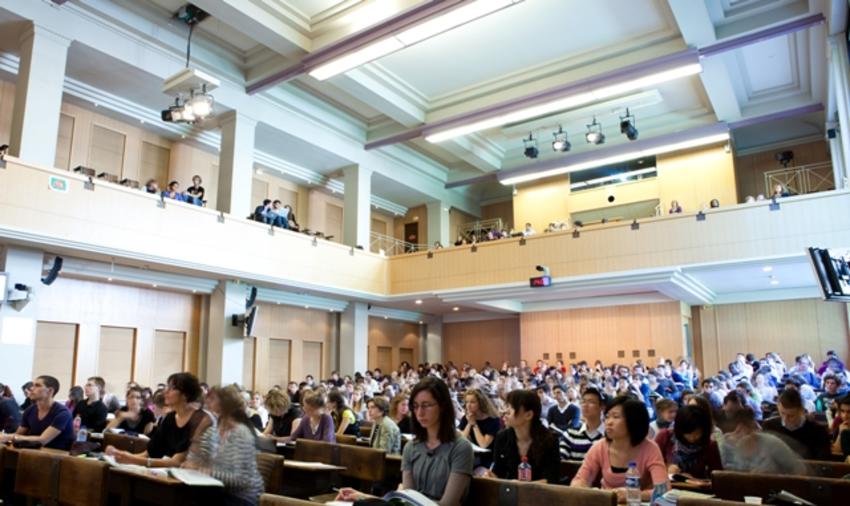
1, 0, 850, 505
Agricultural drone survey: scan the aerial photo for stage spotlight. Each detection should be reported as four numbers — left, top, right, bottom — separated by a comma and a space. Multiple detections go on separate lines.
551, 126, 571, 152
619, 108, 638, 141
522, 133, 539, 159
585, 117, 605, 145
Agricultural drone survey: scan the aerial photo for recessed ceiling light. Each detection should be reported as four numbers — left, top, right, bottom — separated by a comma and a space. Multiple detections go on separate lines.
192, 289, 197, 293
770, 279, 780, 285
418, 321, 423, 324
152, 284, 158, 288
107, 277, 113, 282
415, 299, 423, 305
762, 266, 773, 272
452, 306, 459, 311
384, 316, 388, 319
304, 305, 309, 309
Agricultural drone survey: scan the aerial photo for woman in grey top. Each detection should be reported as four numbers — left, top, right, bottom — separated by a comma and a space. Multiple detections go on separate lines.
338, 377, 474, 505
188, 385, 264, 506
368, 395, 401, 455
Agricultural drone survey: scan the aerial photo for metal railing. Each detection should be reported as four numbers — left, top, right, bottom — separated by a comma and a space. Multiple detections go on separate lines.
764, 161, 834, 196
369, 231, 427, 256
457, 218, 505, 241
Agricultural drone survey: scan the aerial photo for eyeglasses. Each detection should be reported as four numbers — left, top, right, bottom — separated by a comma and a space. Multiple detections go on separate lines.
411, 402, 437, 411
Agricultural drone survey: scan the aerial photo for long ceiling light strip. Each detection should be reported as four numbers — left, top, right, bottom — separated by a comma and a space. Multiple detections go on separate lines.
309, 0, 524, 81
499, 126, 730, 186
424, 63, 702, 143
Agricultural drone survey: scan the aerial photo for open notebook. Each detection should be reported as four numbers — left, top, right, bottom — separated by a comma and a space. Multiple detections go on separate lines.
168, 468, 224, 487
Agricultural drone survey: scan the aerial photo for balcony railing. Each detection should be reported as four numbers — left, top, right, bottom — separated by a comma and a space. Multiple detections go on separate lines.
764, 161, 835, 196
370, 231, 427, 256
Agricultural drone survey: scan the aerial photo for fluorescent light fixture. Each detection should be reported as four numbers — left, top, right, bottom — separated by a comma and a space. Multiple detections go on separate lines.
570, 167, 657, 190
425, 63, 702, 143
310, 0, 524, 81
762, 266, 773, 272
500, 131, 729, 186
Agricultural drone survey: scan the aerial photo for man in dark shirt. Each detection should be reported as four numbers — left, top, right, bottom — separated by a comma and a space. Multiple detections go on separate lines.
73, 376, 108, 432
0, 375, 74, 450
762, 388, 830, 460
547, 385, 580, 432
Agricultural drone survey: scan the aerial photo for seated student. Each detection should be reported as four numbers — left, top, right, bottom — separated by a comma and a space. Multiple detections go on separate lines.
65, 385, 84, 413
648, 398, 677, 438
547, 384, 581, 433
709, 199, 720, 208
283, 204, 300, 231
762, 388, 830, 460
0, 375, 74, 450
459, 388, 500, 468
106, 386, 155, 436
161, 180, 186, 201
390, 393, 413, 434
831, 394, 850, 458
0, 386, 21, 433
715, 391, 746, 433
654, 405, 721, 480
488, 389, 560, 483
328, 390, 359, 436
561, 387, 606, 460
185, 175, 205, 206
718, 406, 805, 475
572, 396, 669, 503
262, 389, 302, 440
367, 395, 401, 455
668, 200, 683, 214
252, 199, 273, 224
144, 179, 159, 194
336, 376, 473, 505
816, 374, 843, 416
287, 391, 335, 442
187, 386, 264, 506
74, 376, 108, 433
268, 200, 289, 229
106, 372, 212, 467
772, 183, 791, 198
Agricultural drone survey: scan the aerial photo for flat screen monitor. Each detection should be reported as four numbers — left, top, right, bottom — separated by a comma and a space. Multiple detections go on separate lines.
807, 247, 850, 302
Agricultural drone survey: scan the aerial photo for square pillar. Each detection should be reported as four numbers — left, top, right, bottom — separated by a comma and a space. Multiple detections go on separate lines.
9, 24, 71, 168
830, 35, 850, 188
339, 302, 368, 376
0, 248, 44, 399
426, 201, 450, 248
206, 281, 247, 386
342, 165, 372, 248
425, 316, 443, 364
217, 111, 257, 217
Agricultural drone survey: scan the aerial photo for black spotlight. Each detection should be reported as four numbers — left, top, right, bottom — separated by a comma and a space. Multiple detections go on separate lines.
620, 108, 638, 141
522, 133, 538, 159
585, 117, 605, 145
775, 150, 794, 167
552, 126, 570, 152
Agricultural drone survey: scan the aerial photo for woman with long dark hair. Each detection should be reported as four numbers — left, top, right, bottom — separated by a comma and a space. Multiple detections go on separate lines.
327, 390, 359, 436
654, 404, 722, 480
488, 389, 560, 483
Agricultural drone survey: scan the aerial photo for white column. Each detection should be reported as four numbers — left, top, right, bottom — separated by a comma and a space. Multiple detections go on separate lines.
339, 302, 368, 375
425, 316, 443, 364
342, 165, 372, 248
8, 23, 71, 168
216, 111, 257, 217
0, 247, 44, 399
206, 281, 246, 386
830, 35, 850, 187
426, 201, 450, 248
828, 130, 846, 189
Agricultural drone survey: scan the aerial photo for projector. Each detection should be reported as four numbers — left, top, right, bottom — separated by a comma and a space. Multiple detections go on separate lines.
162, 67, 219, 96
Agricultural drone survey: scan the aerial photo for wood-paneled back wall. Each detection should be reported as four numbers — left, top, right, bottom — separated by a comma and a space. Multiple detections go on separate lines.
443, 318, 521, 369
368, 317, 421, 373
694, 299, 849, 375
520, 302, 686, 366
734, 140, 831, 202
33, 277, 201, 397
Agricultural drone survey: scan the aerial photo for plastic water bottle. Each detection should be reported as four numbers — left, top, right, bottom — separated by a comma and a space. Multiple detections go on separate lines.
625, 461, 641, 506
76, 426, 88, 443
72, 415, 81, 435
517, 456, 532, 481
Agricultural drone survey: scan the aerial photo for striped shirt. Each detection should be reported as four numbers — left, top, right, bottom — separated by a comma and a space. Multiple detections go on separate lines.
559, 421, 604, 460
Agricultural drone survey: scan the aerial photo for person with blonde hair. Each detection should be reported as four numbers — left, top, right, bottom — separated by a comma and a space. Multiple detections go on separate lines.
287, 391, 335, 442
189, 385, 264, 506
459, 388, 500, 468
262, 388, 301, 439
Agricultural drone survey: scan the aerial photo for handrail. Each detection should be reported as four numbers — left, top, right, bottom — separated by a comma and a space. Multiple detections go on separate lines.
763, 161, 834, 196
457, 217, 505, 240
369, 231, 427, 256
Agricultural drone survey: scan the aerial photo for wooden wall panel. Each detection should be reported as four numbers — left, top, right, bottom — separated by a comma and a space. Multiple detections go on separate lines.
368, 318, 421, 371
265, 338, 291, 392
520, 303, 685, 366
735, 140, 831, 201
33, 322, 78, 398
152, 330, 185, 387
303, 341, 323, 380
481, 200, 514, 228
697, 299, 849, 374
97, 326, 135, 397
242, 337, 255, 391
442, 318, 520, 368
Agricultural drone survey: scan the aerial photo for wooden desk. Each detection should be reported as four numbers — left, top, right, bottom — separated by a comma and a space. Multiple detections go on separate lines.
107, 466, 223, 506
280, 460, 345, 499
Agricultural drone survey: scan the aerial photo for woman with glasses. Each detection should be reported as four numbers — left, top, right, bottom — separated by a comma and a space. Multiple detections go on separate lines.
106, 386, 156, 436
337, 376, 474, 505
106, 372, 212, 467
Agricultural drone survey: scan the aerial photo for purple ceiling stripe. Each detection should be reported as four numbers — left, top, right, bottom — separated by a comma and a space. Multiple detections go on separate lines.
699, 14, 825, 58
445, 172, 498, 189
247, 63, 306, 94
494, 123, 729, 184
365, 129, 425, 150
728, 103, 824, 129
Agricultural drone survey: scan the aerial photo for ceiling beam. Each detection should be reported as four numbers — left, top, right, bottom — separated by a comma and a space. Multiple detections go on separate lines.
330, 67, 425, 127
